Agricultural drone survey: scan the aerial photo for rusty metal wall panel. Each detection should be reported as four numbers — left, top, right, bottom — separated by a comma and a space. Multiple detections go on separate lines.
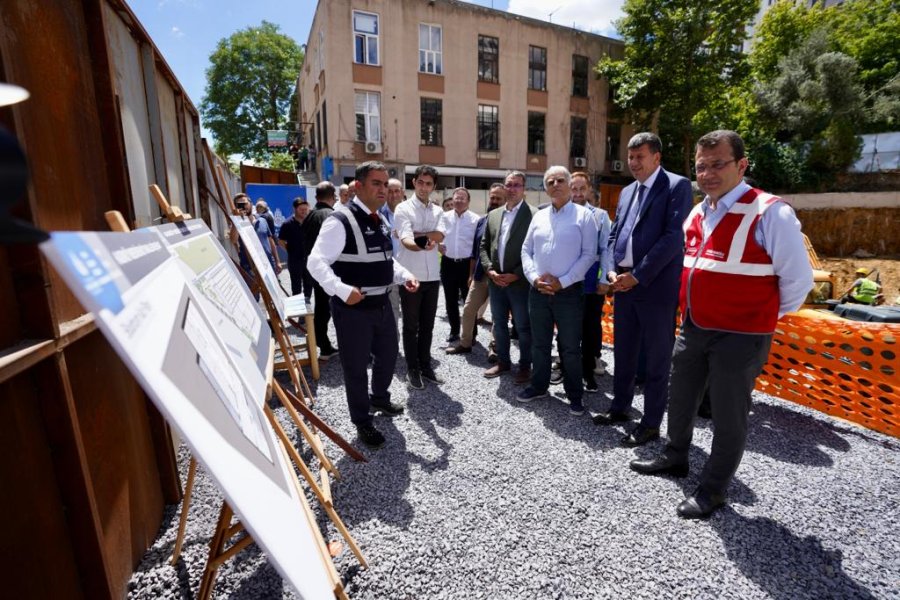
103, 2, 157, 228
156, 72, 186, 211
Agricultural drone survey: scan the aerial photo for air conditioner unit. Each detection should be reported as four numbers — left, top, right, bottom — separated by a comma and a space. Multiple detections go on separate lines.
364, 140, 382, 154
611, 160, 624, 172
573, 157, 587, 168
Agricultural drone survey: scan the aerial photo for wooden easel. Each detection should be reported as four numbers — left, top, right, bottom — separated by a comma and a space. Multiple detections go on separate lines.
105, 200, 367, 593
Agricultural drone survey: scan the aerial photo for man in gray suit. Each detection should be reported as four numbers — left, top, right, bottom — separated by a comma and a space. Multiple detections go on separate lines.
480, 171, 537, 384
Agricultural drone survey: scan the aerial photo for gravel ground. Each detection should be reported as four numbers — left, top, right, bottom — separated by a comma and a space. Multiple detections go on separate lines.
128, 292, 900, 599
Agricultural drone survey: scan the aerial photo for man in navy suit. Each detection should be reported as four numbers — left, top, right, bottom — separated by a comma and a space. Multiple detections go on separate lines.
593, 132, 692, 446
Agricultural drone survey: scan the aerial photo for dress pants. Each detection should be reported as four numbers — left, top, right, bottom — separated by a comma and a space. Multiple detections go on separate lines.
664, 318, 773, 496
388, 284, 401, 336
609, 292, 677, 428
400, 280, 440, 371
529, 285, 583, 400
288, 259, 314, 299
460, 278, 490, 348
312, 282, 336, 352
489, 282, 531, 369
581, 293, 604, 375
440, 258, 470, 337
330, 295, 398, 426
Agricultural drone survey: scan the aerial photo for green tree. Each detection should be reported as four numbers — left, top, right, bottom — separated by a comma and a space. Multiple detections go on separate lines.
597, 0, 759, 175
200, 22, 304, 160
267, 152, 296, 172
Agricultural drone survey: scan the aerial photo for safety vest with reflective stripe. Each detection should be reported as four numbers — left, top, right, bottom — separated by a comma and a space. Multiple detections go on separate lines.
332, 203, 394, 298
680, 188, 780, 334
850, 278, 879, 304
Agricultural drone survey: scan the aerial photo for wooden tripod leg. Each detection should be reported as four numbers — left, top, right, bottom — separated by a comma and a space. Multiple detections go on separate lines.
169, 457, 197, 565
266, 406, 369, 568
197, 501, 234, 600
273, 381, 340, 480
281, 385, 366, 463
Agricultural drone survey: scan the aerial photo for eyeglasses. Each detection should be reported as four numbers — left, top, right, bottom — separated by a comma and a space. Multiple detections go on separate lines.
695, 159, 737, 174
545, 177, 567, 186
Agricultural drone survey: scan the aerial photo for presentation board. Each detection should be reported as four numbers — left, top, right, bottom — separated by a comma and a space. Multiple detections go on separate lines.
41, 227, 334, 600
231, 215, 309, 320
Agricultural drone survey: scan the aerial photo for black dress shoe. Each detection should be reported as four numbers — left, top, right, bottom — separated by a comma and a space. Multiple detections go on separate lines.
369, 401, 405, 417
356, 424, 385, 449
677, 487, 726, 519
629, 455, 689, 478
591, 411, 630, 426
621, 424, 660, 447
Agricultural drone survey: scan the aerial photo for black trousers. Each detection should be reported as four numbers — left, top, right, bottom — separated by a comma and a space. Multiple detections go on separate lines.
400, 280, 440, 371
312, 282, 335, 352
288, 259, 314, 298
331, 295, 398, 426
581, 293, 605, 375
440, 258, 470, 336
665, 318, 773, 496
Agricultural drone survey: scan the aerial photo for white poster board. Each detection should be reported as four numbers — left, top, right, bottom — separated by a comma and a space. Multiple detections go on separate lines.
41, 229, 334, 600
231, 216, 309, 320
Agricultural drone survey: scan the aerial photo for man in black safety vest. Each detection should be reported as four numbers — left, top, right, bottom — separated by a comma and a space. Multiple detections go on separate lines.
307, 161, 420, 448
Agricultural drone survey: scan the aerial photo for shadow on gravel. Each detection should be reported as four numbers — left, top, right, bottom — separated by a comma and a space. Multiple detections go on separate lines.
405, 387, 462, 473
226, 549, 288, 600
745, 402, 851, 466
713, 511, 877, 600
332, 418, 415, 529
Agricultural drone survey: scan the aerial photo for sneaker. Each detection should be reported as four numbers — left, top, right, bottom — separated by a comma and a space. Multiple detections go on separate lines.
356, 423, 385, 448
421, 369, 444, 384
407, 369, 424, 389
550, 369, 564, 386
517, 387, 548, 403
584, 375, 599, 393
319, 347, 339, 360
369, 401, 405, 417
569, 398, 585, 416
594, 358, 607, 376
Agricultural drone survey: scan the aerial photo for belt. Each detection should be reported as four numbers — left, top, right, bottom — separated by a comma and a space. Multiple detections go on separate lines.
444, 257, 470, 263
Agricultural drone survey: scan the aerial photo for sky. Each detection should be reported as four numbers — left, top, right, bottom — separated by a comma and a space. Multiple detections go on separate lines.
129, 0, 624, 137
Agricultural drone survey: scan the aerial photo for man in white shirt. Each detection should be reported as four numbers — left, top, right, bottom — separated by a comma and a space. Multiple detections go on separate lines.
518, 166, 598, 415
307, 161, 419, 448
393, 165, 447, 389
438, 187, 481, 344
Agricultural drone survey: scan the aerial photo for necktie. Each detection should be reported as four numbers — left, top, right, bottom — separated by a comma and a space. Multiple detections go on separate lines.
370, 212, 381, 226
613, 184, 646, 266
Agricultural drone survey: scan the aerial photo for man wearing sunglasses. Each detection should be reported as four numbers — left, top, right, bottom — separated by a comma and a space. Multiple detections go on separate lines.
631, 130, 813, 519
593, 132, 692, 447
518, 167, 598, 415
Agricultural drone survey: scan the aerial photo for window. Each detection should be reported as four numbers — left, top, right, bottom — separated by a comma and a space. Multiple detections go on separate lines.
477, 105, 499, 151
420, 98, 442, 146
570, 117, 587, 158
478, 35, 499, 83
317, 30, 325, 73
572, 54, 589, 97
355, 91, 381, 142
528, 45, 547, 91
316, 111, 322, 150
419, 24, 442, 74
353, 11, 379, 65
321, 100, 328, 149
527, 112, 545, 155
606, 122, 621, 163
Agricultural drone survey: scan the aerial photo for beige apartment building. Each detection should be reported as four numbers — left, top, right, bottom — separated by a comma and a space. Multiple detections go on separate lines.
298, 0, 630, 194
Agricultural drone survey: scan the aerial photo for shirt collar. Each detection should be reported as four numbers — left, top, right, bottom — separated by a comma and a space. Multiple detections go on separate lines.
505, 199, 525, 214
703, 180, 751, 214
352, 197, 375, 215
638, 165, 662, 191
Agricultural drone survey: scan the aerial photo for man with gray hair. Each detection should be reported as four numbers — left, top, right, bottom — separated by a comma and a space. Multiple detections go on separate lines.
593, 132, 692, 447
517, 166, 598, 415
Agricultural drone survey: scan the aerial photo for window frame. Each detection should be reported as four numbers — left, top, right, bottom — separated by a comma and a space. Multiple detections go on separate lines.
478, 35, 499, 83
477, 104, 499, 152
528, 45, 547, 91
418, 23, 443, 75
352, 10, 380, 66
420, 98, 443, 146
354, 91, 381, 143
527, 111, 546, 156
572, 54, 589, 97
570, 116, 587, 158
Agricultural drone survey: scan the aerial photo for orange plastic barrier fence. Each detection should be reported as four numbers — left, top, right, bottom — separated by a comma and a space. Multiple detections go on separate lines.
600, 302, 899, 438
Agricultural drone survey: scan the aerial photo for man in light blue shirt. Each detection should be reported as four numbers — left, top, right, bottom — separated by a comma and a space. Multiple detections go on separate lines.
518, 166, 598, 414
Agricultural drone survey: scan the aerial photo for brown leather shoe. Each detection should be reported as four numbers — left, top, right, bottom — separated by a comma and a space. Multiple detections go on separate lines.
514, 367, 531, 385
445, 345, 472, 355
483, 363, 511, 379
